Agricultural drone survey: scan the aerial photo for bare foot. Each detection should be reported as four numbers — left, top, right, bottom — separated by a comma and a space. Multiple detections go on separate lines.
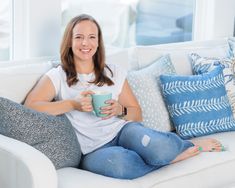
191, 138, 223, 152
171, 146, 200, 164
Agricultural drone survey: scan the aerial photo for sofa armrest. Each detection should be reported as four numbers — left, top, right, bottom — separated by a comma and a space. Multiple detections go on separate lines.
0, 134, 57, 188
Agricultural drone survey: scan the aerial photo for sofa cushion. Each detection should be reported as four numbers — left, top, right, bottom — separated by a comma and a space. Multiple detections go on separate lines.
127, 55, 175, 131
57, 168, 141, 188
0, 61, 52, 103
0, 97, 81, 169
105, 47, 130, 70
58, 131, 235, 188
160, 66, 235, 139
189, 53, 235, 115
134, 131, 235, 188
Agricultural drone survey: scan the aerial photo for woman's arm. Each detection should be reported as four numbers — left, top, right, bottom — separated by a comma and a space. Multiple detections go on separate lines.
118, 79, 142, 122
25, 75, 93, 116
24, 75, 75, 115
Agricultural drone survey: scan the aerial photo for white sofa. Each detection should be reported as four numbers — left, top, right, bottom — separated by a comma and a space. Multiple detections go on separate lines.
1, 38, 235, 188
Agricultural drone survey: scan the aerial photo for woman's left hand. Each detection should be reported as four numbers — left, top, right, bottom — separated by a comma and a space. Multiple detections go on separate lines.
100, 99, 122, 119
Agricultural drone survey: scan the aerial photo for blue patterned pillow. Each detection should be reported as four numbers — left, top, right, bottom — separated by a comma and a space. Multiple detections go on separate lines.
189, 53, 235, 116
228, 37, 235, 58
160, 66, 235, 139
127, 55, 176, 131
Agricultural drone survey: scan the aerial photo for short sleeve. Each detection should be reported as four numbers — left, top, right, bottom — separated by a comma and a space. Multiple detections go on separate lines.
45, 66, 62, 97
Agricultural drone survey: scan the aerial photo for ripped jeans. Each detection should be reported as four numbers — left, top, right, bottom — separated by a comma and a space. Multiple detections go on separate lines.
80, 122, 193, 179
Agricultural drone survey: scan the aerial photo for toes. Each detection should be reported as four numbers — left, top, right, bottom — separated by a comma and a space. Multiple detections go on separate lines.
191, 146, 201, 154
209, 145, 224, 152
191, 138, 224, 152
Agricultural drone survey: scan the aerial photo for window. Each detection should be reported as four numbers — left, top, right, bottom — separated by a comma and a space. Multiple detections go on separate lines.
62, 0, 195, 48
0, 0, 234, 61
11, 0, 61, 60
136, 0, 194, 45
0, 0, 11, 60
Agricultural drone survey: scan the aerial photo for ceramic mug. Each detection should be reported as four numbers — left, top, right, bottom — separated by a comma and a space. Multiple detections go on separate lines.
91, 91, 112, 117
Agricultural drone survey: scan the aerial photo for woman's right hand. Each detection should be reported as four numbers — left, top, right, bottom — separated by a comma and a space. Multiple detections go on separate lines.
73, 90, 94, 112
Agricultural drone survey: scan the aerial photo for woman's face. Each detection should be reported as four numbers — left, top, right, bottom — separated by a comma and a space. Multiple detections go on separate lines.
71, 20, 99, 63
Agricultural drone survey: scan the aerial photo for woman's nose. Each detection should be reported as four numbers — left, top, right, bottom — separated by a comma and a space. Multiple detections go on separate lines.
82, 38, 88, 45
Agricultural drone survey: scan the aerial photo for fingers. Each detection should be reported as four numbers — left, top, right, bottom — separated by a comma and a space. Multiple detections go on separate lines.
74, 91, 93, 112
79, 98, 93, 112
75, 93, 121, 117
81, 90, 94, 96
100, 99, 121, 119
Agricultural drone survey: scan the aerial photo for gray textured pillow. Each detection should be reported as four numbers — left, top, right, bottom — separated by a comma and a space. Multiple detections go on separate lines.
127, 55, 176, 131
0, 97, 81, 169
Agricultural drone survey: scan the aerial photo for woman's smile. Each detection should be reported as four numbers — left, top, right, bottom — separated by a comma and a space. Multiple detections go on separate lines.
80, 48, 91, 53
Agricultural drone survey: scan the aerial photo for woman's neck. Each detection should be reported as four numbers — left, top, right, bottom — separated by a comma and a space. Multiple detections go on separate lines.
75, 60, 94, 74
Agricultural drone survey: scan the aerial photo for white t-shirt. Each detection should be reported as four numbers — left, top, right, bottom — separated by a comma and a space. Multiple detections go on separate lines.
46, 64, 127, 154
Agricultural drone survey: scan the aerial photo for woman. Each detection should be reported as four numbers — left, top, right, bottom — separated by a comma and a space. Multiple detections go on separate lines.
25, 14, 222, 179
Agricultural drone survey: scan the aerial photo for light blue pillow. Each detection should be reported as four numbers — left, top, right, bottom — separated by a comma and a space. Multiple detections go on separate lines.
127, 55, 176, 131
228, 37, 235, 58
160, 66, 235, 139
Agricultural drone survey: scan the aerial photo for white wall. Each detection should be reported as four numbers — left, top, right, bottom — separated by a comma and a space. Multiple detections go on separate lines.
12, 0, 61, 59
194, 0, 235, 41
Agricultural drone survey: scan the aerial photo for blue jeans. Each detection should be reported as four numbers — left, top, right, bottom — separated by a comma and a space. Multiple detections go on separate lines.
80, 122, 193, 179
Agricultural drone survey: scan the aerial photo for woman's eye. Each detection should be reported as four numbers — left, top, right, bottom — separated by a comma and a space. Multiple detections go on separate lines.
75, 35, 83, 39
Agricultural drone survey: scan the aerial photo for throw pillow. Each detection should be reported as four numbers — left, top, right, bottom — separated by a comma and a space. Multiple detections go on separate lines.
0, 97, 81, 169
189, 53, 235, 115
228, 37, 235, 58
127, 55, 176, 131
160, 66, 235, 139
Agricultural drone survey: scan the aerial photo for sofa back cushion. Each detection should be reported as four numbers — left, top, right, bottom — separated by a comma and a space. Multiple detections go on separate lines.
0, 60, 53, 103
131, 39, 229, 75
105, 46, 131, 70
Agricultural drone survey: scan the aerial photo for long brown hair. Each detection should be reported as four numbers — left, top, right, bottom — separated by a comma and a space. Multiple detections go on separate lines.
60, 14, 114, 87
